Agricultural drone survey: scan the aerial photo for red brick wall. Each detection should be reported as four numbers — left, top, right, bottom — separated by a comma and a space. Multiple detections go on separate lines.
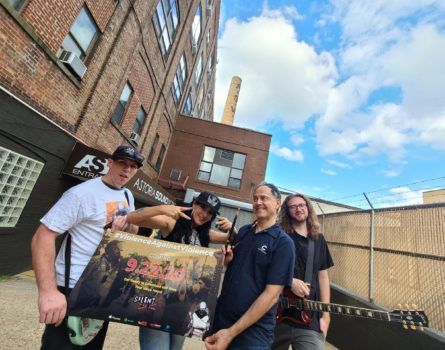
160, 116, 271, 202
0, 0, 222, 178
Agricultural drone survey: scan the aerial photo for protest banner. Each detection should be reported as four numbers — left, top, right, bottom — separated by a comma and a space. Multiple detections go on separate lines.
68, 230, 223, 341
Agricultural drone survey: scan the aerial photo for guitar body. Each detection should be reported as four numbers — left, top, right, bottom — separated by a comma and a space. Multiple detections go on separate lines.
276, 289, 429, 332
276, 289, 313, 326
66, 316, 105, 346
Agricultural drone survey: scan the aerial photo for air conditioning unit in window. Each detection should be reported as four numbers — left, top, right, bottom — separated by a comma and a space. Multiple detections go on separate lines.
129, 131, 140, 145
170, 168, 182, 181
206, 4, 213, 17
59, 50, 87, 79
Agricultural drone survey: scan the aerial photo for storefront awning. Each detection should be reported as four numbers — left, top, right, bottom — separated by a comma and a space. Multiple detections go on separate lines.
63, 142, 175, 205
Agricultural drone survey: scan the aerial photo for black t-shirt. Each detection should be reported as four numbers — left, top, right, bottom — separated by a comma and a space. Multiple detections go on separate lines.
289, 231, 334, 331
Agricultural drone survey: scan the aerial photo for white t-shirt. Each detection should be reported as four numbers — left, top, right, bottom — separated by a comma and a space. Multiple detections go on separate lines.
41, 177, 135, 288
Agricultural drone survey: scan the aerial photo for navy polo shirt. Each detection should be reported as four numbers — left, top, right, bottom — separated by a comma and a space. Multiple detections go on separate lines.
213, 223, 295, 347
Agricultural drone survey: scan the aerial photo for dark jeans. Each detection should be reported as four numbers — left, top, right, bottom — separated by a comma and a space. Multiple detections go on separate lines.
272, 322, 324, 350
40, 320, 109, 350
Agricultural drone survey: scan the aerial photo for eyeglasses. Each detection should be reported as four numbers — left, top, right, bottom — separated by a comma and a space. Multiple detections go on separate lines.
288, 203, 307, 210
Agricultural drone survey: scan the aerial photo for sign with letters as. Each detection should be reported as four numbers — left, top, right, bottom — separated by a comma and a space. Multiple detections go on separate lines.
68, 230, 224, 340
63, 142, 174, 205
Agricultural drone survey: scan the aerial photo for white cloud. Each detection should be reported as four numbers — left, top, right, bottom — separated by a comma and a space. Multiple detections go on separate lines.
381, 169, 399, 177
290, 133, 304, 146
375, 186, 424, 207
270, 144, 304, 162
327, 160, 351, 169
321, 169, 337, 176
215, 8, 337, 130
315, 1, 445, 161
216, 1, 445, 166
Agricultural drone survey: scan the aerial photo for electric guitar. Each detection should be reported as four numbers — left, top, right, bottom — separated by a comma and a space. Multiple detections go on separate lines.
66, 316, 104, 346
277, 289, 429, 331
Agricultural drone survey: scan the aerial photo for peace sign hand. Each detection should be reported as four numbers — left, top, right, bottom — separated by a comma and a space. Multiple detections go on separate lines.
162, 205, 192, 220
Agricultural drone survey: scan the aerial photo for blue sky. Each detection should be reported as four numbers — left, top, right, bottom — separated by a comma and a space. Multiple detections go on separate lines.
214, 0, 445, 208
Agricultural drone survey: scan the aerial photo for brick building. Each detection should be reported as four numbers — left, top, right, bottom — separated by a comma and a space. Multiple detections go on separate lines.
157, 115, 271, 227
0, 0, 221, 274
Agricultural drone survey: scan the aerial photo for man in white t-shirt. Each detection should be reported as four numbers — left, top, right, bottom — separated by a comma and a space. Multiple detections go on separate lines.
31, 145, 143, 350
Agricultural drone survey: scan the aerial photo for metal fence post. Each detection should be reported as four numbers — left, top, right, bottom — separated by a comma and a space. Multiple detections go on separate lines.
316, 202, 325, 232
363, 192, 375, 303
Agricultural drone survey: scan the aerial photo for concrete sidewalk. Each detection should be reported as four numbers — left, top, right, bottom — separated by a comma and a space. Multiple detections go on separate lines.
0, 273, 337, 349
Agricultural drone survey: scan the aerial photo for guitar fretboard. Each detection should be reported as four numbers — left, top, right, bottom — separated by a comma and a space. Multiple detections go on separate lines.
303, 300, 391, 322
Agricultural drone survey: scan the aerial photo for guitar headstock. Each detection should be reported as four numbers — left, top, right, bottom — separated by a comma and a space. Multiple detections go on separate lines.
390, 304, 429, 331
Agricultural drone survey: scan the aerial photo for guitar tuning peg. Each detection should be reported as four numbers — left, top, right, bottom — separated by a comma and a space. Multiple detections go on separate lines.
412, 304, 417, 310
397, 303, 402, 310
405, 304, 410, 310
418, 323, 424, 331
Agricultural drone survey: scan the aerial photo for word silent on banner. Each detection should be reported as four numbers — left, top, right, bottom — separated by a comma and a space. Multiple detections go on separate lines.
68, 230, 224, 341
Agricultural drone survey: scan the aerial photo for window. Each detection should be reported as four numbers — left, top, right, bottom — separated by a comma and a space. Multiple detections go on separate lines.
191, 3, 202, 50
182, 90, 192, 116
197, 146, 246, 189
172, 55, 187, 105
153, 0, 179, 59
196, 87, 204, 118
132, 107, 146, 135
207, 54, 213, 83
111, 83, 133, 126
0, 147, 44, 227
6, 0, 27, 11
195, 54, 203, 87
155, 144, 166, 171
148, 134, 159, 162
61, 6, 99, 60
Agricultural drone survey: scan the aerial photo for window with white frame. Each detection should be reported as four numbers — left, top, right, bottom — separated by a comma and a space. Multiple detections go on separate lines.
111, 83, 133, 126
172, 54, 187, 105
197, 146, 246, 189
153, 0, 179, 59
6, 0, 27, 11
195, 54, 203, 88
132, 107, 146, 135
155, 144, 166, 172
61, 6, 99, 60
0, 147, 44, 227
196, 87, 204, 118
191, 3, 202, 50
148, 134, 159, 162
182, 90, 192, 116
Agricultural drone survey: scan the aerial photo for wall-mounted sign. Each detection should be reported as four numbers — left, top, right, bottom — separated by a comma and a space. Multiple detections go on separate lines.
64, 143, 174, 205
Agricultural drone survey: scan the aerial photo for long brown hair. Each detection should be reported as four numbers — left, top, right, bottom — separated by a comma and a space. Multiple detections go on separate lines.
278, 193, 320, 239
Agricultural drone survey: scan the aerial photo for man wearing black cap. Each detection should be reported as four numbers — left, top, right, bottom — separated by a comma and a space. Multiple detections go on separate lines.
126, 191, 230, 350
31, 145, 143, 349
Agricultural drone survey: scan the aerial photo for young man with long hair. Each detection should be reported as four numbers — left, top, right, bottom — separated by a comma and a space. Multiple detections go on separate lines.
272, 193, 334, 350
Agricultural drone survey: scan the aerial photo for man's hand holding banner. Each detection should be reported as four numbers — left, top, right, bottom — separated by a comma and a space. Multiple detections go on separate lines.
67, 230, 223, 341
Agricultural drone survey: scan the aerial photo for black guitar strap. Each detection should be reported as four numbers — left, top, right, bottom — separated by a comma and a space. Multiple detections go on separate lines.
64, 233, 71, 295
304, 238, 315, 286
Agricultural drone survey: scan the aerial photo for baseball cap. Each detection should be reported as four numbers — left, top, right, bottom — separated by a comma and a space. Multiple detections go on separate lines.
194, 191, 221, 215
111, 145, 144, 168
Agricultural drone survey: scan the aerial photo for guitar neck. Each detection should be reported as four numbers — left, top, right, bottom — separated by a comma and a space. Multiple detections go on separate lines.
303, 300, 391, 322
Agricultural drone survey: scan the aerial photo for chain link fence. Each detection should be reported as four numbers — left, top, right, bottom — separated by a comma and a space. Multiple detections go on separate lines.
320, 203, 445, 333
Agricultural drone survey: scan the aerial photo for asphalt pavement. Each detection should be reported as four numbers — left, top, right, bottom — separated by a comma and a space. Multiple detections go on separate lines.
0, 273, 336, 349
